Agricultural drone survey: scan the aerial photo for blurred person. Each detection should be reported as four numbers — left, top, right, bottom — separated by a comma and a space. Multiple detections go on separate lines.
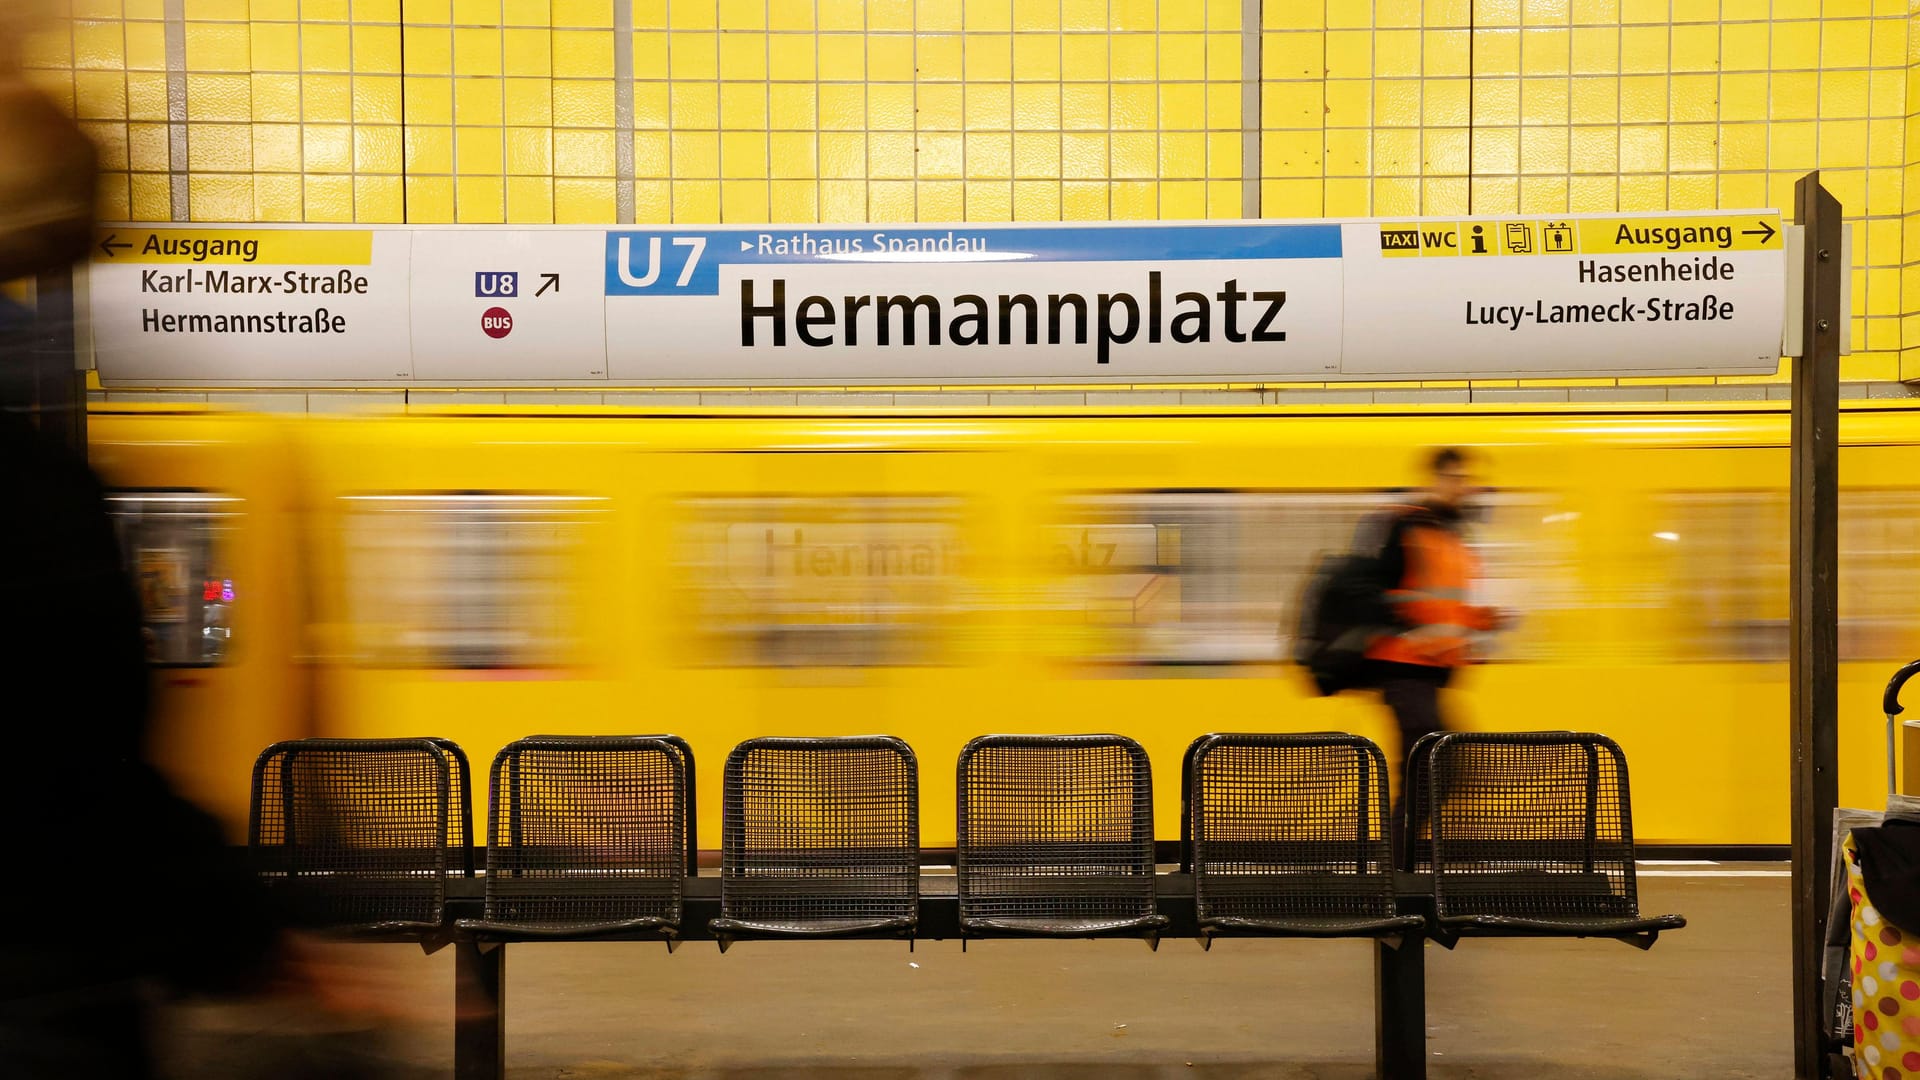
1361, 447, 1510, 859
0, 18, 419, 1078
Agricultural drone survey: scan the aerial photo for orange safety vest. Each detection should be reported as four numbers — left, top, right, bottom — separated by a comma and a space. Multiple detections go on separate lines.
1364, 508, 1496, 668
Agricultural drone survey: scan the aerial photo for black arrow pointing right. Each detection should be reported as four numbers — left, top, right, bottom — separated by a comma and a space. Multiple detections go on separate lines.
98, 233, 131, 258
1742, 220, 1777, 244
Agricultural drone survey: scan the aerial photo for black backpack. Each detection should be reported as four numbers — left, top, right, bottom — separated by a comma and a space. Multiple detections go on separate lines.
1293, 506, 1420, 696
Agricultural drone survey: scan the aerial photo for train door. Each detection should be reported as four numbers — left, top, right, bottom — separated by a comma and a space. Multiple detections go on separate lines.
87, 409, 305, 836
633, 445, 1005, 850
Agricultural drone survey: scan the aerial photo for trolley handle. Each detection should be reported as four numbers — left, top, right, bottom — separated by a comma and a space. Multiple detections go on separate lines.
1887, 661, 1920, 718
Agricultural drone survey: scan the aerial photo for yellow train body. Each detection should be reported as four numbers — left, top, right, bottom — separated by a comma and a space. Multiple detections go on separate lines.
86, 402, 1920, 849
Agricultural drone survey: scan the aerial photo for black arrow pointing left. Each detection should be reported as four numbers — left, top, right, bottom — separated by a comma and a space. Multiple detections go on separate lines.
98, 233, 131, 258
535, 273, 560, 296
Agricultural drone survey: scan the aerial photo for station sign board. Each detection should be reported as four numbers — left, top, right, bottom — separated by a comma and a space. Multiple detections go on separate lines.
85, 210, 1788, 386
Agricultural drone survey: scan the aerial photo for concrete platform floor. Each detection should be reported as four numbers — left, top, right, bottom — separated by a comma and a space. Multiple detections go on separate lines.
158, 867, 1788, 1079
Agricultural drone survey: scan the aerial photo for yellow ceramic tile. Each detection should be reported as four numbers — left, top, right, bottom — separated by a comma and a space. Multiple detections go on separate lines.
866, 35, 915, 82
128, 122, 170, 171
962, 131, 1010, 179
1062, 83, 1109, 130
1262, 177, 1322, 216
1719, 73, 1767, 122
768, 37, 815, 81
869, 131, 914, 177
189, 174, 253, 221
1668, 23, 1716, 73
1618, 76, 1665, 123
817, 131, 864, 177
507, 176, 554, 223
1062, 132, 1108, 179
1472, 78, 1519, 126
1373, 129, 1419, 175
1618, 173, 1664, 210
1819, 18, 1870, 70
768, 131, 817, 178
1568, 27, 1616, 77
1262, 31, 1320, 80
965, 83, 1012, 130
919, 179, 964, 219
1264, 81, 1321, 129
185, 22, 251, 72
919, 34, 963, 81
1518, 175, 1569, 213
506, 78, 555, 125
1520, 28, 1570, 77
129, 72, 173, 120
1569, 126, 1617, 172
1111, 83, 1155, 131
1819, 120, 1868, 169
455, 81, 505, 126
1206, 83, 1241, 129
1618, 124, 1665, 173
672, 130, 719, 176
1475, 28, 1520, 76
721, 179, 769, 221
1825, 70, 1870, 121
1425, 29, 1470, 78
242, 23, 295, 72
557, 177, 617, 221
555, 128, 614, 175
918, 83, 963, 129
1423, 78, 1469, 125
406, 125, 455, 173
1717, 123, 1766, 171
1111, 130, 1154, 177
1719, 22, 1768, 72
634, 178, 672, 222
403, 27, 453, 75
1770, 21, 1819, 70
130, 173, 171, 220
1205, 179, 1239, 218
964, 180, 1013, 221
1668, 74, 1714, 124
455, 176, 505, 222
1156, 179, 1203, 219
866, 178, 912, 220
1374, 29, 1420, 78
1869, 70, 1903, 123
768, 178, 817, 221
916, 131, 961, 177
1206, 131, 1240, 177
508, 126, 555, 174
719, 32, 767, 80
1263, 130, 1324, 177
1324, 129, 1369, 176
670, 81, 719, 128
1374, 79, 1422, 127
81, 122, 129, 171
1519, 125, 1568, 173
187, 122, 253, 172
1323, 29, 1370, 79
720, 82, 767, 129
123, 22, 167, 71
1423, 127, 1469, 174
717, 130, 766, 178
1014, 131, 1060, 176
964, 35, 1013, 82
1110, 180, 1157, 219
186, 74, 252, 121
1010, 34, 1061, 82
251, 123, 301, 172
819, 178, 866, 220
1770, 121, 1816, 172
817, 35, 865, 80
1061, 35, 1109, 82
304, 175, 354, 223
1519, 77, 1568, 126
1013, 179, 1061, 219
1869, 16, 1906, 69
768, 0, 816, 30
453, 28, 501, 78
453, 127, 504, 175
1161, 32, 1205, 80
768, 84, 816, 130
1471, 126, 1518, 174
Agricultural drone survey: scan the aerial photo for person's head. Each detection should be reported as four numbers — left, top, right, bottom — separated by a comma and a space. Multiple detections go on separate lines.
0, 4, 99, 282
1425, 446, 1476, 509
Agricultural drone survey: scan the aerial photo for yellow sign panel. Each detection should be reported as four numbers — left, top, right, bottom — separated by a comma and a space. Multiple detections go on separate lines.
1376, 213, 1782, 258
1576, 214, 1783, 254
93, 228, 374, 265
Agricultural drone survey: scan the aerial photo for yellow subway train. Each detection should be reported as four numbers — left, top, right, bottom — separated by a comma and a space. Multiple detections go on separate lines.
88, 400, 1920, 849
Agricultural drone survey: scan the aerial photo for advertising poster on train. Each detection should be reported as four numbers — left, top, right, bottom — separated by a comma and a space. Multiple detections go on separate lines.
84, 211, 1789, 385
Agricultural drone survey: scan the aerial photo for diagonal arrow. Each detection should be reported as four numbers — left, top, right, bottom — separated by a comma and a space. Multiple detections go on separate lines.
98, 233, 131, 258
535, 273, 559, 296
1742, 220, 1776, 244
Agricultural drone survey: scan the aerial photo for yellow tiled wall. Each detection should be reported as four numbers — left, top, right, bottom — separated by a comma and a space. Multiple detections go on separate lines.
13, 0, 1910, 384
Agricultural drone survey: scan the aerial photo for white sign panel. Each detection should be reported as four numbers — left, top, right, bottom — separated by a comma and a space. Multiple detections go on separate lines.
85, 212, 1788, 386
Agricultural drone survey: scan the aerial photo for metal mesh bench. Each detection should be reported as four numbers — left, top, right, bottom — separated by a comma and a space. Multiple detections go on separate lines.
249, 737, 472, 937
956, 734, 1169, 944
455, 735, 688, 942
709, 736, 919, 950
1184, 733, 1426, 943
1419, 731, 1686, 949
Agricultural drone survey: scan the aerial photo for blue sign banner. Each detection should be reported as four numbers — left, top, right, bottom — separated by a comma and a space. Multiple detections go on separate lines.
603, 223, 1344, 297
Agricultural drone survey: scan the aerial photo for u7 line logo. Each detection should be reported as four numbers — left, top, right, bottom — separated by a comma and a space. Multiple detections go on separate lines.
611, 234, 707, 291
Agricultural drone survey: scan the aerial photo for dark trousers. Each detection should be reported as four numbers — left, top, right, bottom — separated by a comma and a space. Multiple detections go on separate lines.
1373, 662, 1452, 865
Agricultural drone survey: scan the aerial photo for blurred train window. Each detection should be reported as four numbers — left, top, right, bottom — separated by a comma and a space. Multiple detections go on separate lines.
1044, 490, 1565, 666
674, 495, 964, 667
340, 493, 603, 668
106, 491, 239, 666
1657, 490, 1920, 662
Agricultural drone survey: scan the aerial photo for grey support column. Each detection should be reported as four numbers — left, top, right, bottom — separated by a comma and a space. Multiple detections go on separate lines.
163, 0, 188, 220
613, 0, 634, 224
1240, 0, 1260, 218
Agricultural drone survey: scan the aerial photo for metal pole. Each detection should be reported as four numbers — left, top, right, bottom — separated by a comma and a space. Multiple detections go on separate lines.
1374, 933, 1427, 1080
455, 941, 506, 1080
1790, 171, 1842, 1080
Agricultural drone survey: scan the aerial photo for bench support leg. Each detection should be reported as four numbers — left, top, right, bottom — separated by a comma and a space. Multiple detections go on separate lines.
455, 941, 506, 1080
1374, 934, 1426, 1080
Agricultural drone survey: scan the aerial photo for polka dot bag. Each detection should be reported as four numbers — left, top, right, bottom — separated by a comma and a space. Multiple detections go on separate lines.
1847, 833, 1920, 1079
